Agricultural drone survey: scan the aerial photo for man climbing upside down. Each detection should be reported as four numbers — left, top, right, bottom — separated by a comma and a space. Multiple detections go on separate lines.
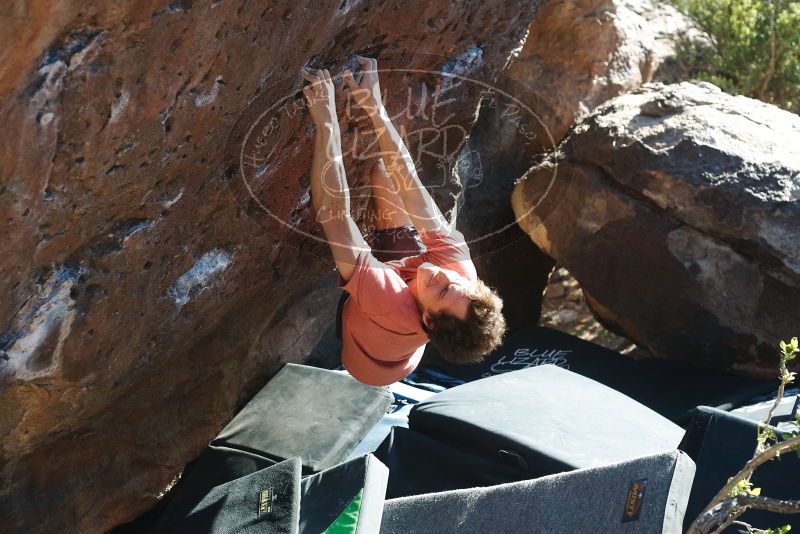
301, 57, 506, 387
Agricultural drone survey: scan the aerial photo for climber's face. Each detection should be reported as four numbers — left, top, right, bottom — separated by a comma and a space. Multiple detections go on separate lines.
416, 262, 471, 326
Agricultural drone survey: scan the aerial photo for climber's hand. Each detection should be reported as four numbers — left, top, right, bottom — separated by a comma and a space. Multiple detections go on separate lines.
343, 56, 383, 115
301, 68, 338, 130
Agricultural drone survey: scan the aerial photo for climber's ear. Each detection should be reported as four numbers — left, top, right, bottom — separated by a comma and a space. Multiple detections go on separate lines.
422, 310, 432, 329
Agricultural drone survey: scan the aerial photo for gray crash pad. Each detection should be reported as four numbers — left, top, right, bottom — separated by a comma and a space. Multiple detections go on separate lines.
213, 364, 392, 473
381, 450, 696, 534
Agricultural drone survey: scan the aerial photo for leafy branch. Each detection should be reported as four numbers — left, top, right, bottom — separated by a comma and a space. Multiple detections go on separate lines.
687, 337, 799, 533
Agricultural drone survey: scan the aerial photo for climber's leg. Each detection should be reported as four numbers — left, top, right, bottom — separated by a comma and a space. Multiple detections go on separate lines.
366, 158, 413, 231
363, 159, 423, 262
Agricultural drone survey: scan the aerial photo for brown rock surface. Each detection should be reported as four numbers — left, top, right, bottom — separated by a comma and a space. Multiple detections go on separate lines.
628, 0, 709, 84
513, 81, 800, 374
468, 0, 669, 173
499, 0, 705, 148
0, 1, 538, 532
507, 0, 658, 151
456, 0, 693, 328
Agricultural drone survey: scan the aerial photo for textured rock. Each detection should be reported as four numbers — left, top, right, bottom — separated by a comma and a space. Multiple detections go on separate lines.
0, 1, 538, 532
512, 81, 800, 374
524, 0, 655, 135
628, 0, 709, 84
492, 0, 663, 160
461, 0, 703, 178
457, 0, 673, 327
502, 0, 706, 146
457, 104, 555, 328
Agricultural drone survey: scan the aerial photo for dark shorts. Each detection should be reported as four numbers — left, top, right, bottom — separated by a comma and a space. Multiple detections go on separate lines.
367, 225, 424, 262
336, 225, 424, 340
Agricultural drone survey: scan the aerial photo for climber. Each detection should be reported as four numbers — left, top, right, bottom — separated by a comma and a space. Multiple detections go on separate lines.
301, 57, 506, 387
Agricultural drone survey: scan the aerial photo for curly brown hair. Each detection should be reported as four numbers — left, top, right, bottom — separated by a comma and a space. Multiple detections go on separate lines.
422, 279, 507, 363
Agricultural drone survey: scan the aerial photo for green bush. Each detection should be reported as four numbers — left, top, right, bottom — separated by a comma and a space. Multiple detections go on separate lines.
671, 0, 800, 113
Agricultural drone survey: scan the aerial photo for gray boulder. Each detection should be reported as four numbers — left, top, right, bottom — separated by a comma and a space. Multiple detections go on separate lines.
457, 0, 696, 327
629, 0, 710, 84
512, 81, 800, 373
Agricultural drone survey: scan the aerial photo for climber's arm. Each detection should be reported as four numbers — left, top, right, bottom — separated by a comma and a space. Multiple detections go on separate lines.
344, 57, 450, 235
303, 68, 369, 283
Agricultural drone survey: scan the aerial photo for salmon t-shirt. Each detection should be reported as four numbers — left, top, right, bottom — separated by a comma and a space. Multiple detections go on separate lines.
338, 228, 477, 386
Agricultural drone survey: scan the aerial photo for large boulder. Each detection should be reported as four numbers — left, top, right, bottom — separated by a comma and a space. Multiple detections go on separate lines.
496, 0, 706, 148
628, 0, 710, 84
512, 81, 800, 374
457, 0, 675, 327
0, 1, 539, 532
505, 0, 660, 152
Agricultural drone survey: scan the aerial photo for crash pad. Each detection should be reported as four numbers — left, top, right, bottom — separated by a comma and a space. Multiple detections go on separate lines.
419, 325, 774, 423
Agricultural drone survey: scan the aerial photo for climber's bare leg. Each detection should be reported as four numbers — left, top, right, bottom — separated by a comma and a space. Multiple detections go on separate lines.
366, 158, 413, 231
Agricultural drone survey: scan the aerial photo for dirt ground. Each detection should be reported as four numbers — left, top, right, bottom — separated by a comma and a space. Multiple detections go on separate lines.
538, 265, 651, 358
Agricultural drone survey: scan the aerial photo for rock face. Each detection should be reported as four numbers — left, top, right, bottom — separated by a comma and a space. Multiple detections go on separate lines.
0, 1, 539, 532
512, 81, 800, 374
628, 0, 709, 84
457, 0, 680, 326
506, 0, 659, 152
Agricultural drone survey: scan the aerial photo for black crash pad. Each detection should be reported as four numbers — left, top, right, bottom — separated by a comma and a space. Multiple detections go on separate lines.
299, 454, 388, 534
374, 425, 532, 498
409, 366, 684, 478
419, 325, 774, 423
155, 457, 302, 534
155, 454, 391, 534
